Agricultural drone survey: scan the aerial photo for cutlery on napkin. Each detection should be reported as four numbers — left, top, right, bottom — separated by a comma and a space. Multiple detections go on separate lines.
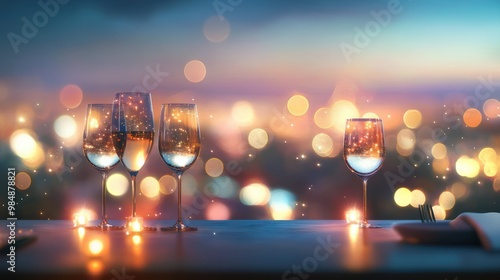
449, 212, 500, 252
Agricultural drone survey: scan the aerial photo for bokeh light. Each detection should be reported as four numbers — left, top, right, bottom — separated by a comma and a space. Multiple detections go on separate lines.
432, 205, 446, 220
88, 239, 104, 256
205, 202, 231, 220
184, 60, 206, 83
451, 182, 468, 199
15, 172, 32, 190
239, 183, 271, 206
394, 187, 412, 207
59, 84, 83, 109
106, 173, 129, 197
203, 16, 230, 43
432, 157, 450, 174
314, 107, 332, 129
10, 129, 37, 159
397, 129, 416, 150
140, 176, 160, 198
431, 143, 447, 159
403, 109, 422, 129
463, 108, 482, 127
248, 128, 269, 149
484, 162, 498, 177
204, 176, 238, 198
312, 133, 333, 157
410, 189, 426, 208
494, 177, 500, 192
287, 94, 309, 116
205, 158, 224, 177
270, 203, 293, 220
330, 100, 359, 133
159, 175, 177, 195
231, 101, 254, 126
478, 147, 496, 164
269, 188, 296, 220
54, 115, 77, 139
483, 98, 500, 118
455, 156, 480, 178
362, 112, 379, 118
439, 191, 456, 210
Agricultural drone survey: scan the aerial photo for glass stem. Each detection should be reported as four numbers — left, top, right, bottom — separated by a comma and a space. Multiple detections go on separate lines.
100, 171, 108, 225
362, 178, 368, 225
130, 172, 138, 218
176, 172, 183, 223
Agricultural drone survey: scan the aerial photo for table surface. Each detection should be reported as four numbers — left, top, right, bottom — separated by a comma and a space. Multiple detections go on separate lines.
1, 220, 500, 280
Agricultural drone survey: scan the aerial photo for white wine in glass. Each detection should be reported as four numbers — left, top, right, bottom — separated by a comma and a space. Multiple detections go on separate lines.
111, 92, 155, 230
343, 118, 385, 228
159, 103, 201, 231
83, 104, 120, 230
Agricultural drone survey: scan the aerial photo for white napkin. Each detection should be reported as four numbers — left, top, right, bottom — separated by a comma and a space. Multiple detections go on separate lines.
449, 212, 500, 252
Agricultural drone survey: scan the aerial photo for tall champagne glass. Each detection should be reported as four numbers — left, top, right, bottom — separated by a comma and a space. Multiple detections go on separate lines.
83, 104, 120, 230
343, 118, 385, 228
159, 104, 201, 231
111, 92, 154, 227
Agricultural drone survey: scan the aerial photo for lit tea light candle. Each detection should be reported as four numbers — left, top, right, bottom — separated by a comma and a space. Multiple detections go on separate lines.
73, 212, 88, 227
345, 209, 361, 224
126, 217, 144, 233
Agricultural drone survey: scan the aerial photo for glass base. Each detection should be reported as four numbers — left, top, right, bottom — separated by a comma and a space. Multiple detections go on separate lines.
161, 221, 197, 232
86, 221, 124, 231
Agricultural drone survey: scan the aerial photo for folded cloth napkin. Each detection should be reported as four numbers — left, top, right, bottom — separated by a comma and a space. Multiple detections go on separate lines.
449, 212, 500, 252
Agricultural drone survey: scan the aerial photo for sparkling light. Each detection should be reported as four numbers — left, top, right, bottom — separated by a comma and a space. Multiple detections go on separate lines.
345, 209, 361, 224
463, 108, 482, 127
140, 176, 160, 198
184, 60, 206, 83
54, 115, 77, 139
205, 201, 231, 220
439, 191, 456, 210
106, 173, 129, 197
312, 133, 333, 157
403, 109, 422, 129
59, 84, 83, 109
410, 189, 426, 208
231, 101, 254, 126
239, 183, 271, 206
287, 94, 309, 116
88, 239, 104, 255
394, 187, 412, 207
248, 128, 269, 149
203, 16, 230, 43
205, 158, 224, 177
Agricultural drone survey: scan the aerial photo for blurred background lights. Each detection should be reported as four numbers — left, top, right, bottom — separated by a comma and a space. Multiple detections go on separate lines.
184, 60, 206, 83
54, 115, 77, 139
312, 133, 333, 157
463, 108, 482, 127
394, 187, 411, 207
205, 201, 231, 220
248, 128, 269, 149
451, 182, 468, 199
203, 16, 230, 43
140, 176, 160, 198
204, 176, 238, 198
287, 94, 309, 116
482, 98, 500, 118
362, 112, 379, 118
397, 129, 416, 150
231, 101, 255, 126
59, 84, 83, 109
431, 143, 447, 159
403, 109, 422, 129
88, 239, 104, 256
478, 147, 496, 164
410, 189, 426, 208
205, 158, 224, 177
314, 107, 333, 129
483, 162, 498, 177
158, 175, 177, 195
269, 188, 296, 220
432, 205, 446, 220
432, 157, 450, 175
10, 129, 37, 159
239, 183, 271, 206
15, 172, 32, 190
439, 191, 456, 210
330, 100, 359, 133
494, 178, 500, 192
455, 156, 480, 178
106, 173, 129, 197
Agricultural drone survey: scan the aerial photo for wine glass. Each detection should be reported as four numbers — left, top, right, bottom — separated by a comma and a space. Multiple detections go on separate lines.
83, 104, 121, 230
111, 92, 155, 230
158, 104, 201, 231
343, 118, 385, 228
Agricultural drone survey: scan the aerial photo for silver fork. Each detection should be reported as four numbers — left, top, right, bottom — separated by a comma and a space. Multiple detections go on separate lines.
418, 204, 436, 223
